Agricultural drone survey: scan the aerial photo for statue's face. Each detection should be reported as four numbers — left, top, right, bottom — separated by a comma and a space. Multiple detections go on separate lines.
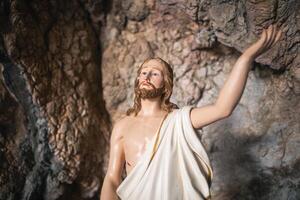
138, 59, 164, 90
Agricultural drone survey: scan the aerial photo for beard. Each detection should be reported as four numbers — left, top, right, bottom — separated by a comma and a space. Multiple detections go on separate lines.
136, 82, 165, 99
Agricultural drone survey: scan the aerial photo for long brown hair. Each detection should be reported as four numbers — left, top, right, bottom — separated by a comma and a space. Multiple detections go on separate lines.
126, 57, 178, 116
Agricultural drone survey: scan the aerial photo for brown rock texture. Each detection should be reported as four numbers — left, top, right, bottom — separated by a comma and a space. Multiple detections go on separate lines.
0, 0, 299, 200
1, 0, 110, 199
205, 0, 300, 72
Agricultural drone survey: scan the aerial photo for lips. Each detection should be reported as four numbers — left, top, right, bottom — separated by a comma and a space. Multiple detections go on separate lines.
140, 81, 155, 88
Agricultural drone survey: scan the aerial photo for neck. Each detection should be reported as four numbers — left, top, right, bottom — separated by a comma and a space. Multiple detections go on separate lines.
138, 96, 164, 117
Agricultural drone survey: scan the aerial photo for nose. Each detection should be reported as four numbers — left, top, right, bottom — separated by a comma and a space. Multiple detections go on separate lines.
145, 73, 151, 80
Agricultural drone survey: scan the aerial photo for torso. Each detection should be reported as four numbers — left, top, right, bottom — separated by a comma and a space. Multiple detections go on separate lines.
121, 111, 169, 175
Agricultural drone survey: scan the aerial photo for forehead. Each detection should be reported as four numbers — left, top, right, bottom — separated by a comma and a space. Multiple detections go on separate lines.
141, 59, 164, 72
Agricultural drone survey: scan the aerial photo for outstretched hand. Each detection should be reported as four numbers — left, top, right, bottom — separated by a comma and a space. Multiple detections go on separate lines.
244, 24, 282, 60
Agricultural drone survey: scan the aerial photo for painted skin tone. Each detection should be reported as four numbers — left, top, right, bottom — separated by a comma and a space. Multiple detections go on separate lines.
100, 25, 282, 200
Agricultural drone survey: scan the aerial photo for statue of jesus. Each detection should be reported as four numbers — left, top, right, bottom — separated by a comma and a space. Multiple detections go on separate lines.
100, 25, 282, 200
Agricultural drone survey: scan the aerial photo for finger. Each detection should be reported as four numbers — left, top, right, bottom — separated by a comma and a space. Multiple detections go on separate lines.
260, 29, 268, 46
272, 24, 278, 41
267, 25, 273, 38
262, 25, 272, 48
269, 25, 283, 48
275, 29, 282, 43
267, 24, 277, 48
266, 24, 276, 48
269, 29, 282, 47
272, 24, 279, 41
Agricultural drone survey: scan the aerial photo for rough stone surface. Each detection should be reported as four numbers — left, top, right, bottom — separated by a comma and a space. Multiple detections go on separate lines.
0, 0, 110, 199
0, 0, 299, 199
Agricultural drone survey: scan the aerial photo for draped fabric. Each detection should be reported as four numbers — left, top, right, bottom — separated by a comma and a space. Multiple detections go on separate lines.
116, 106, 213, 200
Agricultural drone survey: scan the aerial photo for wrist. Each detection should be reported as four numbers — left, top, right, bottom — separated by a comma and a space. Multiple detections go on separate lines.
242, 49, 257, 61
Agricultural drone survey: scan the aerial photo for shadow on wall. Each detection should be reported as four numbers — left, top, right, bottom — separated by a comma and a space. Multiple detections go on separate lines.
207, 112, 300, 200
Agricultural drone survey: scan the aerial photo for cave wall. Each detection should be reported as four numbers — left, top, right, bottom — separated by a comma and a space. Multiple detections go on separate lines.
0, 0, 110, 199
0, 0, 299, 200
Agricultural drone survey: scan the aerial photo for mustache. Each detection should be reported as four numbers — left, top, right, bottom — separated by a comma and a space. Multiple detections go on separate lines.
139, 81, 156, 89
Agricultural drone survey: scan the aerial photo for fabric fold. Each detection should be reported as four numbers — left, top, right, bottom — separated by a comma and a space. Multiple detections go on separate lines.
116, 106, 213, 200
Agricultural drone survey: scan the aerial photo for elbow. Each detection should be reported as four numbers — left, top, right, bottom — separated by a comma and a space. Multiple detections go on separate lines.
215, 103, 233, 118
222, 109, 232, 118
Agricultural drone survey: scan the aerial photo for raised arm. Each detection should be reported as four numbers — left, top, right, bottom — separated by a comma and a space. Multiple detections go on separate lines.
191, 24, 282, 129
100, 121, 125, 200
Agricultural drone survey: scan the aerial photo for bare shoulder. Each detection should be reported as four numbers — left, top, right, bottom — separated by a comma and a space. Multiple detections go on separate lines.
113, 115, 135, 129
111, 115, 134, 140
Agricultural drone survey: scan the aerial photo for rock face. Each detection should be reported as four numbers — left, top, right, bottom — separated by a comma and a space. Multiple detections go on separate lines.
0, 0, 110, 199
0, 0, 299, 200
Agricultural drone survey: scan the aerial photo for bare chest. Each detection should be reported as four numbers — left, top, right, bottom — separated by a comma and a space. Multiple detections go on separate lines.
123, 118, 163, 173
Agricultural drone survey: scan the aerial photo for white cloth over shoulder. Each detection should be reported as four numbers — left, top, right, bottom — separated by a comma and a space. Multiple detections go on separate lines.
116, 106, 213, 200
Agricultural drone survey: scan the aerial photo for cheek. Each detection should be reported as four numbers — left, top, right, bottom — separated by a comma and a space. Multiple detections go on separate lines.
153, 77, 164, 87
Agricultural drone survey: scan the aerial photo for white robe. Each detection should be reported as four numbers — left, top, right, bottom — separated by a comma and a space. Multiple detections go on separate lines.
116, 106, 213, 200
